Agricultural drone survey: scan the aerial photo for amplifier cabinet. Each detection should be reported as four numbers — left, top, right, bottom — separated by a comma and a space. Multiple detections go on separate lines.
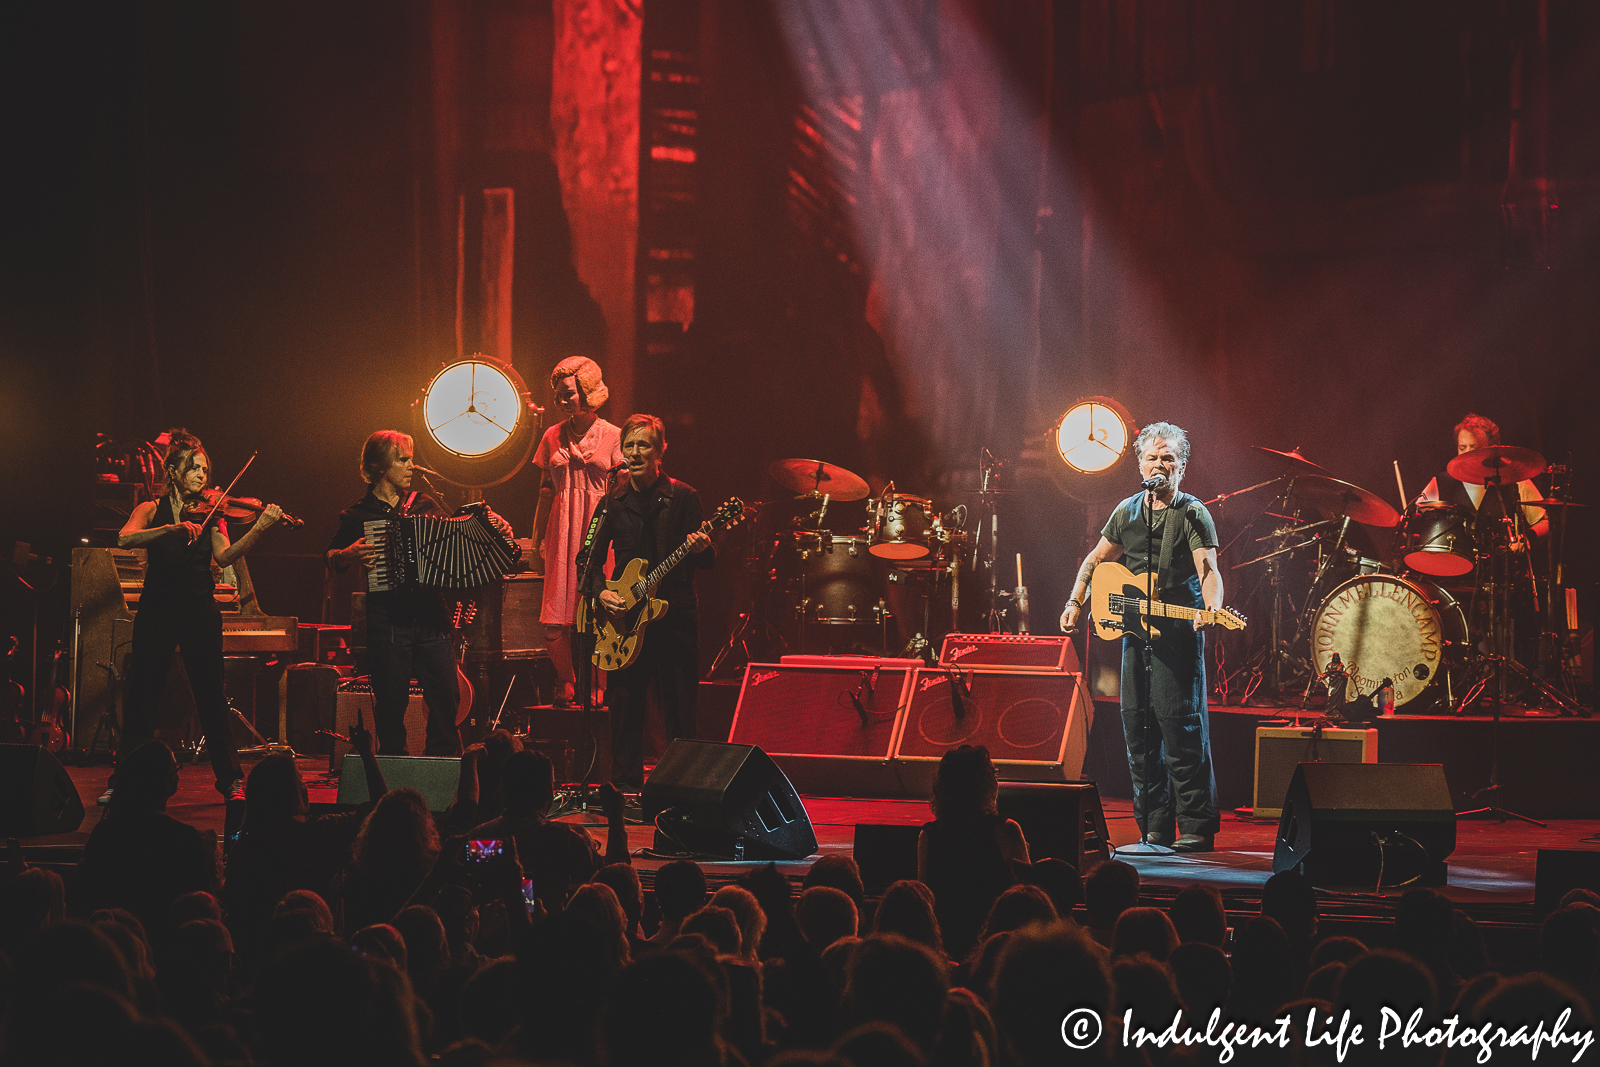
1253, 726, 1378, 819
728, 662, 915, 796
892, 668, 1093, 793
334, 680, 430, 759
464, 574, 548, 662
938, 633, 1080, 673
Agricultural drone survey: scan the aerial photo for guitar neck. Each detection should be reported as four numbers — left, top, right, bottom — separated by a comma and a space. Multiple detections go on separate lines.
639, 523, 709, 597
1113, 593, 1210, 624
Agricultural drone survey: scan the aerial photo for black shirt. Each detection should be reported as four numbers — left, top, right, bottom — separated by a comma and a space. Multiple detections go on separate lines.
1102, 490, 1219, 606
145, 496, 226, 606
327, 490, 452, 630
581, 475, 715, 618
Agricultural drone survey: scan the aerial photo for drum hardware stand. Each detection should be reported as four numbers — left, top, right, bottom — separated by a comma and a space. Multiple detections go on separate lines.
974, 448, 1003, 632
1454, 659, 1546, 826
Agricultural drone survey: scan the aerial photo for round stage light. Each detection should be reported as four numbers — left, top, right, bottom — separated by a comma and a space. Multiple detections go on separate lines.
423, 359, 526, 458
414, 355, 543, 488
1052, 396, 1133, 474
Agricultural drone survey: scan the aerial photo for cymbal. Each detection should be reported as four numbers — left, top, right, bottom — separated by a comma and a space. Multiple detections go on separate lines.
1447, 445, 1545, 485
1254, 446, 1328, 474
1291, 475, 1402, 527
1525, 498, 1586, 508
766, 459, 870, 501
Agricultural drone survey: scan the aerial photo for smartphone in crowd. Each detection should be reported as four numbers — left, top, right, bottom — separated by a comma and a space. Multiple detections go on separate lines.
463, 839, 506, 863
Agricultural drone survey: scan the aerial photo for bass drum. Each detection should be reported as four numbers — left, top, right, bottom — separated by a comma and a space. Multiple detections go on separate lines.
792, 535, 889, 653
1311, 574, 1466, 709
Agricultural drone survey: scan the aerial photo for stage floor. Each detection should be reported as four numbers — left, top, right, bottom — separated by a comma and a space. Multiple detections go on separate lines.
49, 758, 1600, 915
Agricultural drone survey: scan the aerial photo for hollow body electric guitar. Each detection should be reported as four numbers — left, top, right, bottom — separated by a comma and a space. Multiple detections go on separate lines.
590, 498, 745, 671
1088, 561, 1247, 641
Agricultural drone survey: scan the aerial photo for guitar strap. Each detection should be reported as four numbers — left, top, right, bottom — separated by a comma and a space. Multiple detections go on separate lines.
1155, 491, 1195, 594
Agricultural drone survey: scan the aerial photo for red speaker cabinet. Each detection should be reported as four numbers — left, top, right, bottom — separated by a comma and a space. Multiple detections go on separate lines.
892, 668, 1093, 794
938, 633, 1080, 673
728, 662, 916, 796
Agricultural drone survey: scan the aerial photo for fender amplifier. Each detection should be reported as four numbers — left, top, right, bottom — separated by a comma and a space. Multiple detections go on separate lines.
937, 633, 1079, 673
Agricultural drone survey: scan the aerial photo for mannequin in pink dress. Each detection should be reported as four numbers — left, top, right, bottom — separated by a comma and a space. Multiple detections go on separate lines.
532, 357, 624, 708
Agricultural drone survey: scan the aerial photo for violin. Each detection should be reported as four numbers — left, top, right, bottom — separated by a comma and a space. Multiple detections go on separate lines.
183, 487, 305, 528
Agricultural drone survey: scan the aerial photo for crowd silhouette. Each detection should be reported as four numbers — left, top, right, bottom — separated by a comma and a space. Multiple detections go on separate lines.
0, 741, 1596, 1066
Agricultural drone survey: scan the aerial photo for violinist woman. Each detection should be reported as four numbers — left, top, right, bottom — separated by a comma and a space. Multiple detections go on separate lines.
105, 429, 284, 805
531, 357, 623, 709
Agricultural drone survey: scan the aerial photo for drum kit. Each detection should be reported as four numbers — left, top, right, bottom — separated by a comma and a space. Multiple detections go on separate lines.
705, 458, 987, 673
1224, 444, 1585, 717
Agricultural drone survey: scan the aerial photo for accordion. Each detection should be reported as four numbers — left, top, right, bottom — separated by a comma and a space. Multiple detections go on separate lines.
364, 505, 519, 593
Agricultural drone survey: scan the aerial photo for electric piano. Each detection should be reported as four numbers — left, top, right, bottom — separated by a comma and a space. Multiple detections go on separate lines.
71, 546, 298, 751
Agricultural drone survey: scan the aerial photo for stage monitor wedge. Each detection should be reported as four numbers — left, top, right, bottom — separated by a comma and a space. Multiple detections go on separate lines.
644, 740, 817, 861
0, 744, 85, 837
1272, 762, 1455, 886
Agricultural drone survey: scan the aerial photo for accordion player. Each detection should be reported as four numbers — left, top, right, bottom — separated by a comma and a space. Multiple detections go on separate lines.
365, 502, 520, 592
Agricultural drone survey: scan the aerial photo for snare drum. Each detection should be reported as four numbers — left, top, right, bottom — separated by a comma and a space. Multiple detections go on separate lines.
1311, 574, 1466, 709
1398, 502, 1475, 577
798, 536, 886, 628
870, 494, 934, 560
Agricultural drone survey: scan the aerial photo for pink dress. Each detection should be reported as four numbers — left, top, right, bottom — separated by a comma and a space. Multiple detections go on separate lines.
534, 418, 624, 625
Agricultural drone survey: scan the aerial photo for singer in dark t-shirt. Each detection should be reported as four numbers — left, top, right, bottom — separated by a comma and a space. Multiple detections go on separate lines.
1057, 422, 1222, 852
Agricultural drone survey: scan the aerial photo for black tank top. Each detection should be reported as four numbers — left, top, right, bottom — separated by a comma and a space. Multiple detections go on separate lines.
143, 496, 224, 606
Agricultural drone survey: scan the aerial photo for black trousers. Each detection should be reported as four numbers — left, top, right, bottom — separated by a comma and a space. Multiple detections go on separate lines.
1120, 621, 1220, 838
122, 596, 242, 789
366, 598, 462, 757
607, 616, 698, 789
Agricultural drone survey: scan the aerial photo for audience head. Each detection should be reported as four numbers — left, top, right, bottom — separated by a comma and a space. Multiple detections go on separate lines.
873, 879, 943, 956
255, 936, 424, 1066
1084, 860, 1140, 930
682, 904, 742, 957
980, 884, 1058, 942
350, 923, 408, 970
458, 959, 527, 1049
598, 862, 646, 935
1309, 935, 1366, 971
803, 854, 866, 912
655, 859, 710, 924
1305, 960, 1346, 1005
1111, 906, 1179, 962
991, 922, 1110, 1066
567, 882, 633, 966
1260, 869, 1319, 944
391, 904, 451, 988
1540, 902, 1600, 986
1228, 915, 1293, 1016
244, 753, 308, 825
1559, 888, 1600, 910
501, 749, 556, 815
1334, 949, 1437, 1063
834, 1021, 927, 1067
351, 789, 440, 877
430, 883, 480, 948
1018, 857, 1083, 918
1169, 883, 1227, 947
1451, 909, 1492, 980
0, 866, 67, 953
1394, 887, 1455, 962
109, 741, 180, 816
931, 745, 999, 821
1168, 941, 1231, 1018
601, 952, 723, 1067
710, 885, 767, 959
797, 885, 860, 951
845, 935, 951, 1053
1111, 953, 1182, 1024
277, 889, 336, 932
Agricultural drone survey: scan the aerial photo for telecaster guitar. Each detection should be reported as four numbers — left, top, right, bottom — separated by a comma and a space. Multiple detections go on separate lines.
590, 498, 745, 671
1088, 561, 1247, 641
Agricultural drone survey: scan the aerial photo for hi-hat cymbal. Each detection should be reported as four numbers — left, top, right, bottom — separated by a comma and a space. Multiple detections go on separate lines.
1525, 498, 1586, 508
767, 458, 870, 501
1254, 446, 1328, 474
1292, 475, 1402, 527
1447, 445, 1545, 485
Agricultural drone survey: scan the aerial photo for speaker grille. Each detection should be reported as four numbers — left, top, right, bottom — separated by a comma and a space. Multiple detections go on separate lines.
730, 665, 912, 758
896, 670, 1088, 765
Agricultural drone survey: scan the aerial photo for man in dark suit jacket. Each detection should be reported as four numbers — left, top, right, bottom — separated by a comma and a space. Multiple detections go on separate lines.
582, 414, 715, 791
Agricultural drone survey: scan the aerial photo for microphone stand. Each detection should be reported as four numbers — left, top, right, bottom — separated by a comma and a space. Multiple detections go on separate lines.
570, 470, 622, 810
1138, 482, 1160, 846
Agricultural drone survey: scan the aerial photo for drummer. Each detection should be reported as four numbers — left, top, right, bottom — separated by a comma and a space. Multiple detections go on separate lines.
1415, 413, 1546, 540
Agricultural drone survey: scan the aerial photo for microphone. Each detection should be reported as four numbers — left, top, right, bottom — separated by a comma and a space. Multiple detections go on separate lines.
413, 464, 442, 477
608, 461, 630, 474
1140, 474, 1167, 491
946, 669, 967, 720
869, 664, 881, 697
